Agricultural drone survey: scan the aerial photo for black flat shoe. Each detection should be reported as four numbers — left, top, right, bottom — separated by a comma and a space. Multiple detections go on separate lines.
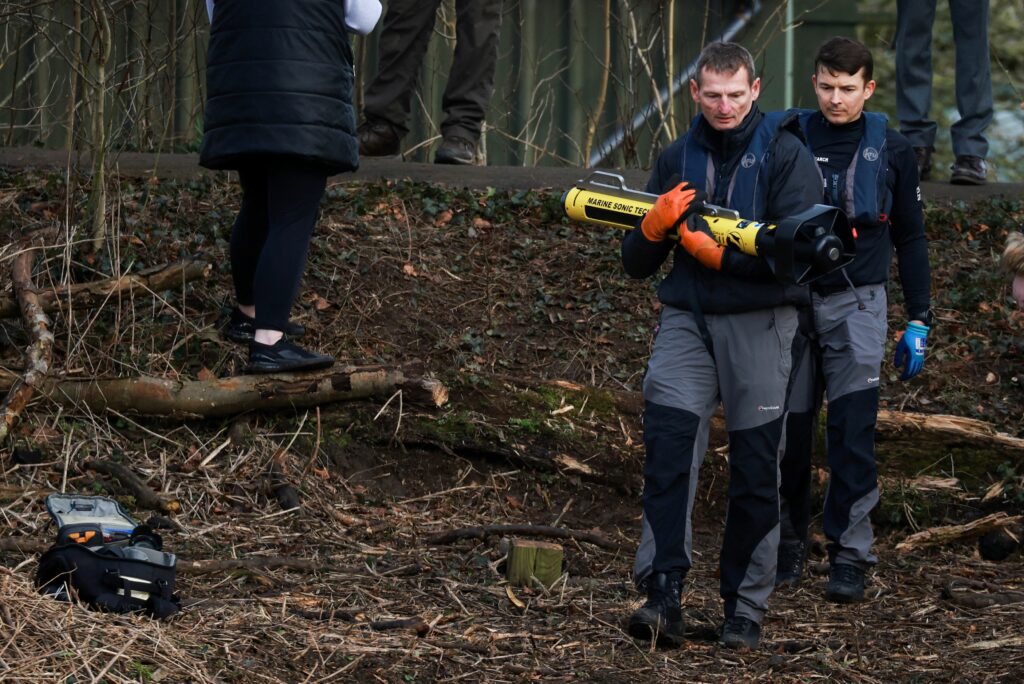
245, 339, 334, 374
225, 308, 306, 344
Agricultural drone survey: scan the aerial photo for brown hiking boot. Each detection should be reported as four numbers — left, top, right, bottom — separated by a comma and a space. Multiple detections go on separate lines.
913, 146, 933, 181
358, 120, 401, 157
950, 155, 988, 185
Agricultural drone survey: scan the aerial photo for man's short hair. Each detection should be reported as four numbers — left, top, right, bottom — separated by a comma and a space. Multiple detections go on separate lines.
694, 42, 756, 86
814, 36, 873, 81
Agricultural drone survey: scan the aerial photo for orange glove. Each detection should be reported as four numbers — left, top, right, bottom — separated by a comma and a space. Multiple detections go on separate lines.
680, 215, 725, 270
640, 182, 706, 242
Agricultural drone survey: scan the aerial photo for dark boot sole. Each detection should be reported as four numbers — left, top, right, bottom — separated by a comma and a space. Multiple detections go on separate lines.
719, 635, 760, 650
950, 175, 986, 185
824, 589, 864, 604
434, 155, 475, 165
627, 618, 685, 647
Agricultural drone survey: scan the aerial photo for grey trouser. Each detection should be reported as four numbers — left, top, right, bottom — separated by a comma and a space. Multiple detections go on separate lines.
634, 304, 798, 623
363, 0, 502, 141
894, 0, 992, 158
779, 285, 888, 568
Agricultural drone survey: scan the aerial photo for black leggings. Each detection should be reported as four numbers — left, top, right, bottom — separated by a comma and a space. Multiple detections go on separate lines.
230, 159, 328, 332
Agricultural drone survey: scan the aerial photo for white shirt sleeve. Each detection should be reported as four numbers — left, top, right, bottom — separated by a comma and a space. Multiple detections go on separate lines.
206, 0, 214, 23
343, 0, 383, 35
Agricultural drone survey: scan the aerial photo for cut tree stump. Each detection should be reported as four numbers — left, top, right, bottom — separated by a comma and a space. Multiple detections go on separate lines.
506, 539, 563, 588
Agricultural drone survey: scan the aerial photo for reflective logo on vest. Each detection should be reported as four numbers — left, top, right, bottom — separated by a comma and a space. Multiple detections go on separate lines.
741, 153, 756, 169
862, 147, 880, 162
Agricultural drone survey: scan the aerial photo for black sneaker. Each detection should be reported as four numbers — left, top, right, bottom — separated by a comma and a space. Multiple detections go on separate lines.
245, 339, 334, 374
913, 146, 933, 181
719, 615, 761, 650
824, 563, 866, 603
627, 572, 685, 647
775, 539, 807, 588
950, 155, 988, 185
434, 135, 477, 165
358, 120, 402, 157
225, 308, 305, 344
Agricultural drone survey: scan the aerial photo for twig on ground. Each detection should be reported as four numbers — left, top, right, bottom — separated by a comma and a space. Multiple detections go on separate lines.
427, 523, 621, 552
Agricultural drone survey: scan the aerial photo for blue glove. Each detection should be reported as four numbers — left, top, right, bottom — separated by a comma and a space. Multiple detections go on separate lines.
894, 322, 929, 381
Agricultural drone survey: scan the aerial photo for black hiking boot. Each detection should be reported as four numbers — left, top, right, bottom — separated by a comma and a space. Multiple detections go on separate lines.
225, 308, 305, 344
434, 135, 477, 165
719, 615, 761, 650
824, 562, 866, 603
775, 539, 807, 588
627, 572, 685, 647
245, 339, 334, 374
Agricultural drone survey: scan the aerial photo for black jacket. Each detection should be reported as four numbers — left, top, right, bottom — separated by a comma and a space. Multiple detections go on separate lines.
200, 0, 359, 174
802, 112, 931, 321
621, 107, 822, 314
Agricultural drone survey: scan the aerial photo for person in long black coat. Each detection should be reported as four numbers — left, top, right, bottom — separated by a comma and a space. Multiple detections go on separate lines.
201, 0, 377, 372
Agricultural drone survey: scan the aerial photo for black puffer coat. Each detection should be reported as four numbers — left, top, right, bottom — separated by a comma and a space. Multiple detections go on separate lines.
200, 0, 358, 174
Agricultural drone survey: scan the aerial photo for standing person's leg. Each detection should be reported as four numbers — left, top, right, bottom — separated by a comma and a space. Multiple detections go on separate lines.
948, 0, 992, 183
225, 166, 306, 344
894, 0, 938, 176
229, 166, 269, 319
715, 305, 798, 649
815, 286, 888, 602
776, 315, 821, 586
245, 159, 333, 373
628, 306, 719, 647
434, 0, 503, 164
360, 0, 443, 153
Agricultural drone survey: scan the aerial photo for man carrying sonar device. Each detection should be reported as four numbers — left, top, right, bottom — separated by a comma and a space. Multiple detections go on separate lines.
615, 42, 821, 650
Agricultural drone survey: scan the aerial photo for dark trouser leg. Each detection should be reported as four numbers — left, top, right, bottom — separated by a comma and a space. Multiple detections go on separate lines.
363, 0, 443, 135
949, 0, 992, 158
441, 0, 503, 141
722, 417, 786, 621
715, 307, 798, 623
230, 167, 269, 307
815, 285, 887, 568
895, 0, 938, 149
642, 402, 704, 575
250, 160, 328, 332
780, 411, 814, 544
823, 388, 880, 567
779, 321, 821, 545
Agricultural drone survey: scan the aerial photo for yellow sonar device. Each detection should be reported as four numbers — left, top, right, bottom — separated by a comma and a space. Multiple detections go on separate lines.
563, 171, 855, 286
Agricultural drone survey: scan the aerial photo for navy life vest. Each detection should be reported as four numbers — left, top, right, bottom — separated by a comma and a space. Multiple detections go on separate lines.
795, 109, 892, 227
679, 110, 795, 219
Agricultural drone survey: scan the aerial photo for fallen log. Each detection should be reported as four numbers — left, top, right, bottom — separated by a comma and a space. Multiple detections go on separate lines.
875, 409, 1024, 455
0, 537, 48, 554
0, 364, 448, 419
0, 258, 211, 319
896, 512, 1023, 552
487, 374, 1024, 456
942, 584, 1024, 609
0, 236, 55, 441
427, 523, 621, 552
